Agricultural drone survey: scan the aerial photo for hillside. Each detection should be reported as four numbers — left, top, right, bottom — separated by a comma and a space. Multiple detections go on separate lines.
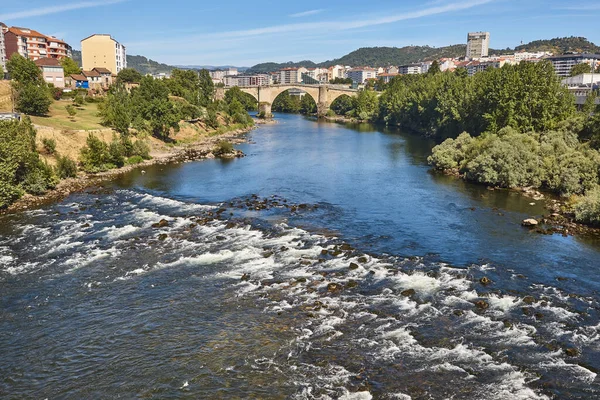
71, 50, 175, 75
246, 36, 600, 73
514, 36, 600, 54
0, 81, 13, 112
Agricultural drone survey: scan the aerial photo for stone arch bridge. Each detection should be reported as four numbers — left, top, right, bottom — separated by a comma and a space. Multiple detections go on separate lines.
215, 85, 358, 118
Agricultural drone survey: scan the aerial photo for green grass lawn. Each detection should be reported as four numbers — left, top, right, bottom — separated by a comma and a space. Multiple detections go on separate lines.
29, 100, 105, 131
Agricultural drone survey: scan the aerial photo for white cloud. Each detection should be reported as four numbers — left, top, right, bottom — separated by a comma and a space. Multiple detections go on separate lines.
289, 9, 325, 18
0, 0, 127, 21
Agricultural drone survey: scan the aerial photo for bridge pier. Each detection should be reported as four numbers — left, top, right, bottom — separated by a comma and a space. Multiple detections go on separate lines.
317, 102, 329, 118
258, 102, 273, 119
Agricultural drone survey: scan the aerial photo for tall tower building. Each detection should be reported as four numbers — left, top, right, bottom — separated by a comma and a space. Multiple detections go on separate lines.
466, 32, 490, 59
81, 34, 127, 74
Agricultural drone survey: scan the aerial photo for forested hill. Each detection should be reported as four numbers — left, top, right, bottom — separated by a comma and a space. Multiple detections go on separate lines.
318, 45, 468, 67
513, 36, 600, 54
71, 50, 175, 75
246, 36, 600, 73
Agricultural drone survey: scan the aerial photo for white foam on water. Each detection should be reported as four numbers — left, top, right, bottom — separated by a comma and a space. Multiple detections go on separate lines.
486, 293, 522, 313
538, 359, 597, 383
390, 270, 471, 298
97, 224, 140, 240
338, 391, 372, 400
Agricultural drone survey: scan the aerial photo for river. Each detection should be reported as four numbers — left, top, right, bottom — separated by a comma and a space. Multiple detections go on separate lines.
1, 113, 599, 399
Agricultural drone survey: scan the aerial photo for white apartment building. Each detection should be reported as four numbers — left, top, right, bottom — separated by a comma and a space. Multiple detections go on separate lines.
514, 51, 552, 63
328, 65, 347, 80
466, 32, 490, 59
399, 64, 421, 74
224, 74, 269, 87
347, 67, 377, 83
0, 25, 6, 74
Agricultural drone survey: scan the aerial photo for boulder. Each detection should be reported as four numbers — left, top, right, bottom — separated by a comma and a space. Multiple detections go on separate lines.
521, 218, 538, 227
401, 288, 416, 297
475, 300, 489, 309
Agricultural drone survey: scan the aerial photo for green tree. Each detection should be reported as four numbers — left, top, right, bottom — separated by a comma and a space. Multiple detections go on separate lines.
15, 83, 52, 116
60, 57, 81, 75
197, 69, 214, 107
6, 54, 43, 84
117, 68, 143, 84
224, 86, 257, 110
570, 63, 591, 76
428, 60, 441, 75
99, 83, 132, 135
300, 94, 317, 114
0, 118, 57, 207
65, 104, 77, 118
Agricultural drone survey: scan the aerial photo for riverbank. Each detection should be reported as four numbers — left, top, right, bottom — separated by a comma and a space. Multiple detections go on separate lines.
3, 126, 252, 214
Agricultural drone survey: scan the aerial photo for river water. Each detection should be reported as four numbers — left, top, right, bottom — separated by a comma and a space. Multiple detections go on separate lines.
1, 113, 599, 399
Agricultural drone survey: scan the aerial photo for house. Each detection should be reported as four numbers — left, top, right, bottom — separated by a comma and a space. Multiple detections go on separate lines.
4, 26, 71, 61
70, 74, 89, 89
82, 70, 102, 89
34, 57, 65, 88
92, 67, 114, 88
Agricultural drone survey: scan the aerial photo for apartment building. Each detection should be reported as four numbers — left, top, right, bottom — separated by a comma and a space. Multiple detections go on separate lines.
81, 34, 127, 74
377, 73, 399, 83
545, 54, 600, 77
399, 64, 421, 75
346, 67, 377, 83
224, 74, 269, 87
34, 57, 65, 88
0, 23, 6, 73
279, 68, 300, 84
466, 32, 490, 59
4, 27, 72, 62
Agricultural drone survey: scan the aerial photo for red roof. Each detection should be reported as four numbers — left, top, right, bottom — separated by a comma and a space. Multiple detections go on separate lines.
82, 70, 101, 77
9, 26, 46, 38
70, 74, 88, 81
34, 57, 61, 67
92, 67, 112, 74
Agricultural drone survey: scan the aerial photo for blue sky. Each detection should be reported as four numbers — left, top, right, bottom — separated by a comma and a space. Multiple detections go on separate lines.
1, 0, 599, 66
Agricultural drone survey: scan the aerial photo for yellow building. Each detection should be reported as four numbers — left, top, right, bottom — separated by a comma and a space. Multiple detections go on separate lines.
81, 34, 127, 74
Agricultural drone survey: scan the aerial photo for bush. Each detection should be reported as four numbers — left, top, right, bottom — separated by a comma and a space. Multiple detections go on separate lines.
214, 140, 234, 155
65, 104, 77, 118
51, 87, 63, 100
73, 93, 85, 107
126, 155, 144, 165
428, 127, 600, 195
0, 119, 57, 208
41, 138, 57, 154
108, 139, 125, 168
80, 134, 110, 172
131, 139, 151, 159
21, 161, 57, 195
573, 186, 600, 225
56, 155, 78, 178
15, 83, 52, 116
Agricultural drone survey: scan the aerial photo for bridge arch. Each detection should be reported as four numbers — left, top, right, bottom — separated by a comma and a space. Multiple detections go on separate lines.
220, 85, 358, 119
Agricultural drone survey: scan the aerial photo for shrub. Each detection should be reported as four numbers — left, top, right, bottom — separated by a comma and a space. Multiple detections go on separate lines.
41, 137, 57, 154
51, 87, 63, 100
0, 119, 57, 208
80, 134, 110, 172
73, 93, 85, 107
20, 160, 57, 195
573, 186, 600, 225
65, 104, 77, 118
126, 155, 144, 165
214, 140, 234, 155
108, 139, 125, 168
15, 83, 52, 116
131, 139, 151, 159
56, 155, 78, 178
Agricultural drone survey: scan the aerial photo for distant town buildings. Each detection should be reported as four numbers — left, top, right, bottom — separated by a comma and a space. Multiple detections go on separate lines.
466, 32, 490, 59
545, 54, 600, 77
399, 64, 422, 75
2, 25, 71, 62
346, 67, 377, 83
224, 74, 270, 87
81, 34, 127, 74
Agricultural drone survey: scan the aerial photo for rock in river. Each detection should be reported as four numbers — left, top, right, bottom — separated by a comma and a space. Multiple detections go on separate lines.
521, 218, 538, 227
